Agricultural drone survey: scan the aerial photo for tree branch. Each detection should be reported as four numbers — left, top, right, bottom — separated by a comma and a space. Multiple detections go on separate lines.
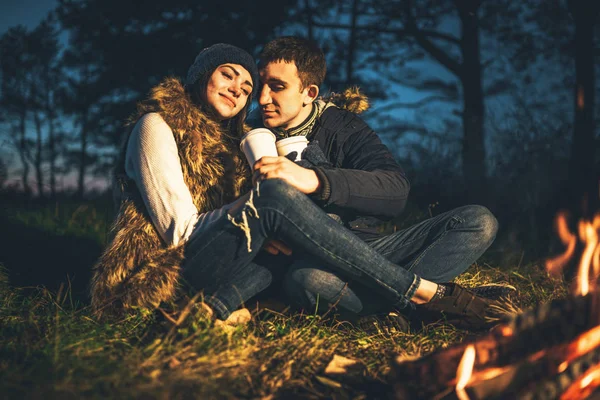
311, 22, 461, 45
377, 123, 430, 138
385, 74, 458, 100
403, 0, 462, 77
481, 58, 495, 71
372, 96, 455, 113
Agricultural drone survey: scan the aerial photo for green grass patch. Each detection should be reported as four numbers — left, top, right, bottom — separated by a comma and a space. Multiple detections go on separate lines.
2, 198, 114, 247
0, 200, 572, 398
0, 261, 569, 399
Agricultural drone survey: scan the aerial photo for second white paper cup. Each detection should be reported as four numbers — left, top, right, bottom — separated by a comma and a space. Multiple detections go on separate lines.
240, 128, 278, 167
276, 136, 309, 161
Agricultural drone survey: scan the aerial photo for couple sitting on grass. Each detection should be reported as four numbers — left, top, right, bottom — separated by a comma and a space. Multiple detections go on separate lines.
91, 36, 515, 332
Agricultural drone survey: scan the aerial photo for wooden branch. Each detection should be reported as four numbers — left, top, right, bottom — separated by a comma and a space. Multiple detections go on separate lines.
457, 326, 600, 399
516, 346, 600, 399
390, 292, 600, 399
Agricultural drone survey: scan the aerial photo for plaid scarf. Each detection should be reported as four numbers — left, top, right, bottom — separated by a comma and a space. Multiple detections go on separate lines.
271, 100, 331, 140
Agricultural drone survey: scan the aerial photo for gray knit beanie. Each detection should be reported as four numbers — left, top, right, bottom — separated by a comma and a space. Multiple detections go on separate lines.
185, 43, 258, 97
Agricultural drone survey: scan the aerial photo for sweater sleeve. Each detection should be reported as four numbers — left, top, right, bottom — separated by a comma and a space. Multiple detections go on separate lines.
315, 116, 410, 219
125, 113, 231, 247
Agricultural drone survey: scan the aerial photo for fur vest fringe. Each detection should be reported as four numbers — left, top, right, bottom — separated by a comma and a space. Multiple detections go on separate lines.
90, 77, 250, 318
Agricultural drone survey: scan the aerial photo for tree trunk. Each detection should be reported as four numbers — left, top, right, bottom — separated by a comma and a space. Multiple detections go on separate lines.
48, 113, 56, 199
457, 1, 487, 204
346, 0, 359, 85
18, 112, 32, 197
567, 0, 599, 217
77, 110, 89, 199
33, 111, 45, 198
45, 70, 57, 199
305, 0, 314, 41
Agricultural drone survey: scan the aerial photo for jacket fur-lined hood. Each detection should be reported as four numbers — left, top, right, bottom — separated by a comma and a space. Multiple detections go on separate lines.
323, 87, 369, 115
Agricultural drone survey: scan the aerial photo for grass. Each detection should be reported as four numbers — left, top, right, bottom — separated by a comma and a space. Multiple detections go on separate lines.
2, 195, 113, 245
0, 199, 571, 399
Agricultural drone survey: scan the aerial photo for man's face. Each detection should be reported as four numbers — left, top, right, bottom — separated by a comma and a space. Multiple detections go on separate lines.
259, 61, 312, 130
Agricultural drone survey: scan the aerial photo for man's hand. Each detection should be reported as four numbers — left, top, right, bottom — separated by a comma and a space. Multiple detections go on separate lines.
262, 239, 292, 256
253, 156, 321, 194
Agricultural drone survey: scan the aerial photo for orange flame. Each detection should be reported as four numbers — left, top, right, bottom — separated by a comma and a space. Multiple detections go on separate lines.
547, 211, 600, 399
569, 325, 600, 360
545, 212, 577, 277
592, 214, 600, 279
560, 364, 600, 400
455, 345, 476, 400
575, 220, 599, 295
545, 212, 600, 295
558, 361, 568, 373
559, 324, 600, 399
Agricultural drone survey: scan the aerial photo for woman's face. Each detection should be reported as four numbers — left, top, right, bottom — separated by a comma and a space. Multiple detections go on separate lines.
205, 63, 254, 120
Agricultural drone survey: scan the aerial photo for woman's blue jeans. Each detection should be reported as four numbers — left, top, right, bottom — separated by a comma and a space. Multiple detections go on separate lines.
181, 179, 420, 319
283, 204, 499, 316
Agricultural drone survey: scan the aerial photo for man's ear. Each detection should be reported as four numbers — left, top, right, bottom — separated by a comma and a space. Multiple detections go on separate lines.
303, 84, 319, 106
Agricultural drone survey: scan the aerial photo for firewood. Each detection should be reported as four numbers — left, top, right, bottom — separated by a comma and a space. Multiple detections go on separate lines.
390, 292, 600, 399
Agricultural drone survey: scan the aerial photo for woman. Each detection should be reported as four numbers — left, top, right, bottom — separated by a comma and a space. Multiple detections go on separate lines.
91, 44, 262, 322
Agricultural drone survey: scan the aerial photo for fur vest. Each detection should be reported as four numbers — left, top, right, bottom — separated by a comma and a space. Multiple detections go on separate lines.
90, 77, 250, 318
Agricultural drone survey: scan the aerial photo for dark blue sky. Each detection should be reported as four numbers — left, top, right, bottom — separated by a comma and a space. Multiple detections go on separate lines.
0, 0, 57, 35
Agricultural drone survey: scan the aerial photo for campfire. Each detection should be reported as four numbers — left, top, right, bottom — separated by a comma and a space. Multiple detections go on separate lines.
390, 211, 600, 399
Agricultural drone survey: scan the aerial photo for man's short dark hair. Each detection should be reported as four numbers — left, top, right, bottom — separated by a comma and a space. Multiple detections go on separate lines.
258, 36, 326, 89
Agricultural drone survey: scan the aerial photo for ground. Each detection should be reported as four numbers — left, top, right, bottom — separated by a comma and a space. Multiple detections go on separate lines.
0, 198, 569, 399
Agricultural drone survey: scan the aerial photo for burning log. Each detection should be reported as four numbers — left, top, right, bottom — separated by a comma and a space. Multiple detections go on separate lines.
390, 211, 600, 399
390, 210, 600, 399
390, 292, 600, 399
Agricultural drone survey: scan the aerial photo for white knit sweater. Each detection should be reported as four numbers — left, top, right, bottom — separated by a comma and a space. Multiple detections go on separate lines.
125, 113, 232, 247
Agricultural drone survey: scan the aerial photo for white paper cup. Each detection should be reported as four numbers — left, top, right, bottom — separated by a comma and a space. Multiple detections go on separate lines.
276, 136, 309, 161
240, 128, 278, 167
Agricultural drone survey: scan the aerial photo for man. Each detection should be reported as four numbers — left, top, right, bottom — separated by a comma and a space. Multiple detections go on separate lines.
253, 36, 513, 328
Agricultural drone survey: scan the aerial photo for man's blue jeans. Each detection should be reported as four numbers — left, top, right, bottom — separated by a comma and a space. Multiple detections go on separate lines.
181, 179, 420, 320
283, 205, 499, 316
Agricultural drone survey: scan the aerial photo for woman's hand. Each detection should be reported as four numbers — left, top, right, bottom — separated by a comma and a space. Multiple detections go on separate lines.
253, 156, 321, 194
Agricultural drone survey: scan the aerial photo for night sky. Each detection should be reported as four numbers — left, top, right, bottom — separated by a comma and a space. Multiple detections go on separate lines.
0, 0, 57, 34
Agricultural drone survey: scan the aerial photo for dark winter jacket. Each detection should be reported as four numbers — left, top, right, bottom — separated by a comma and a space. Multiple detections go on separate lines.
309, 106, 410, 240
